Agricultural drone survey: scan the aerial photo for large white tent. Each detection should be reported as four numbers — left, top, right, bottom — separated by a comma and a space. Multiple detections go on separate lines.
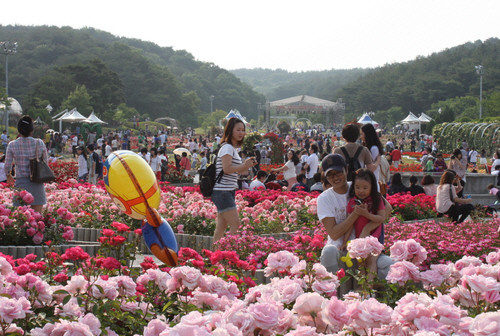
357, 113, 378, 126
83, 112, 107, 124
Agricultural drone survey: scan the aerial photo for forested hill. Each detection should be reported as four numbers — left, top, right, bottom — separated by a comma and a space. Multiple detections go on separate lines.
230, 68, 371, 101
337, 38, 500, 125
233, 38, 500, 129
0, 25, 265, 126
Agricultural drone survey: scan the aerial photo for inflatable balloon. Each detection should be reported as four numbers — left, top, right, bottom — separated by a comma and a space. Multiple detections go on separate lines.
103, 151, 161, 220
142, 217, 178, 266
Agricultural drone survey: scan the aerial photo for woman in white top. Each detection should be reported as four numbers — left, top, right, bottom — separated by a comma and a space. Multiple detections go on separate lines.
212, 118, 257, 243
436, 170, 473, 223
272, 149, 300, 189
76, 146, 89, 183
149, 148, 161, 179
360, 123, 383, 182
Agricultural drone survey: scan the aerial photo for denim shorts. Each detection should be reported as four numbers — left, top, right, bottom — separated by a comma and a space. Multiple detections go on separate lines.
211, 190, 236, 213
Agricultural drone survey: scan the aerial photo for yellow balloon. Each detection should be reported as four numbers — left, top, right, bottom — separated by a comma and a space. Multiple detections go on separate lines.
103, 150, 160, 219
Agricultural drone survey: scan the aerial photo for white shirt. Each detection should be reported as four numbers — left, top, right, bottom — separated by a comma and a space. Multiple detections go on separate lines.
306, 153, 319, 179
105, 145, 112, 157
214, 143, 242, 191
78, 155, 89, 177
0, 162, 6, 181
283, 160, 296, 180
469, 150, 478, 163
369, 145, 380, 182
249, 180, 266, 191
150, 156, 160, 172
316, 183, 355, 248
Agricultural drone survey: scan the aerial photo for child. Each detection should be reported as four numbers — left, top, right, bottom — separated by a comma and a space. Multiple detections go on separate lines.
487, 184, 500, 202
179, 152, 191, 176
342, 168, 386, 281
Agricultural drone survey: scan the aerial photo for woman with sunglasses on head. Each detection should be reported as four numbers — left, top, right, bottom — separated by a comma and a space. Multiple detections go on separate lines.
212, 118, 257, 243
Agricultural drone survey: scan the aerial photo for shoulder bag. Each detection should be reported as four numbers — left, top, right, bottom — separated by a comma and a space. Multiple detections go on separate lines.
30, 140, 56, 183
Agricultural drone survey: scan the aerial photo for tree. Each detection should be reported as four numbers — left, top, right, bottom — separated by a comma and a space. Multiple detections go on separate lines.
61, 85, 93, 115
200, 109, 227, 133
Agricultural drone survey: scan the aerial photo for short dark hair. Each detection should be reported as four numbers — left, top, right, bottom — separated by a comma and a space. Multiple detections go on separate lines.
313, 172, 322, 183
17, 115, 34, 137
296, 173, 306, 182
256, 170, 267, 180
409, 175, 418, 185
341, 123, 360, 143
421, 174, 435, 186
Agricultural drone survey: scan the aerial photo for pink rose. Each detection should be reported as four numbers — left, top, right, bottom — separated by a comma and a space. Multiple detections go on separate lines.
486, 250, 500, 265
0, 296, 31, 323
419, 270, 445, 287
143, 319, 169, 336
78, 313, 101, 335
293, 292, 324, 316
353, 298, 393, 330
463, 274, 500, 294
347, 236, 384, 259
469, 311, 500, 336
389, 240, 410, 262
321, 296, 349, 331
168, 266, 204, 291
247, 302, 281, 330
386, 261, 421, 285
265, 251, 300, 276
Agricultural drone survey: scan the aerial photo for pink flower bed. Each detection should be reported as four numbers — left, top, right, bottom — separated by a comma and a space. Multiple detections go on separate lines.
0, 237, 498, 335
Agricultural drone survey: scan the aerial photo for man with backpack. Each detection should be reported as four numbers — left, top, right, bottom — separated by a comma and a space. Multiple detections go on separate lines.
333, 123, 375, 181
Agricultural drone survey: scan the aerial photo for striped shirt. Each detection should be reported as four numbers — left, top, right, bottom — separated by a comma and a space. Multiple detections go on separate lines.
213, 143, 241, 191
4, 137, 48, 178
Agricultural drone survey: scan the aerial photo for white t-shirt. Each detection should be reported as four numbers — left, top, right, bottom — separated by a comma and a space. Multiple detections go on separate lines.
283, 160, 296, 180
306, 153, 319, 179
249, 180, 266, 191
78, 155, 89, 177
0, 162, 6, 181
105, 145, 112, 157
368, 145, 380, 181
469, 150, 478, 163
214, 144, 242, 191
316, 183, 355, 248
150, 156, 160, 172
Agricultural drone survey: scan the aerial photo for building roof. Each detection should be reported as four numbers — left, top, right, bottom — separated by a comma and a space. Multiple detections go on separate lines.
270, 95, 337, 107
0, 97, 23, 115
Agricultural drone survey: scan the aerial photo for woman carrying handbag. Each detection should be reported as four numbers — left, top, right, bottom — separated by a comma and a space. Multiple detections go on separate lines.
4, 116, 49, 213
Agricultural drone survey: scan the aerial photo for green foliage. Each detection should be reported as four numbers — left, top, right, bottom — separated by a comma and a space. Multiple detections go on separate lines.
60, 85, 93, 115
242, 132, 263, 153
1, 25, 265, 127
199, 109, 226, 133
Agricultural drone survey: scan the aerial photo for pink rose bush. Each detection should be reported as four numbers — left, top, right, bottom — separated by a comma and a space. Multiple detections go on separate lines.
347, 236, 384, 260
0, 241, 497, 335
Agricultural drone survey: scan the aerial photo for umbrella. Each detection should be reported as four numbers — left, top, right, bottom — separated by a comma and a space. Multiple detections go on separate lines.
173, 148, 191, 156
46, 129, 54, 133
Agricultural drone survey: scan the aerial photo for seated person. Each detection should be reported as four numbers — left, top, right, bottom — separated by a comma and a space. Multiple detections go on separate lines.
487, 184, 500, 202
408, 175, 425, 196
291, 173, 310, 192
388, 173, 408, 195
249, 170, 267, 191
421, 174, 438, 196
433, 153, 447, 172
310, 172, 324, 193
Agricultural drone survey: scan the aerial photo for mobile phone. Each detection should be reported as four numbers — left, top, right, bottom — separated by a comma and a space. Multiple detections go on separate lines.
355, 199, 363, 205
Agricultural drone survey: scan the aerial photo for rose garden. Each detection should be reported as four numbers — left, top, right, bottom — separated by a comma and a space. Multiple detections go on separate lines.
0, 146, 499, 335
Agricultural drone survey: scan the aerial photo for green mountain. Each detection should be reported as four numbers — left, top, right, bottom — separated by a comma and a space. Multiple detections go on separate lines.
230, 68, 371, 101
0, 25, 265, 126
232, 38, 500, 128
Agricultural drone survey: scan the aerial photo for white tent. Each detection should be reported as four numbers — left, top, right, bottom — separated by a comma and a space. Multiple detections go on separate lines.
83, 112, 107, 124
357, 113, 378, 126
418, 113, 432, 123
401, 112, 420, 124
60, 108, 87, 122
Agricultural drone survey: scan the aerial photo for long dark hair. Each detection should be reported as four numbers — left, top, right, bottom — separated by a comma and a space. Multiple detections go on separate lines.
440, 170, 456, 185
288, 149, 300, 165
348, 168, 381, 213
361, 123, 384, 155
220, 118, 245, 147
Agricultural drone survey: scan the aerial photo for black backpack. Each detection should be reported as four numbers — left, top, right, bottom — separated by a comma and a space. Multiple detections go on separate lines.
340, 146, 363, 182
199, 147, 225, 197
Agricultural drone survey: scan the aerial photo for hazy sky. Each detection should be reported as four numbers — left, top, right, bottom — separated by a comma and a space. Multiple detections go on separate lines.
3, 0, 500, 71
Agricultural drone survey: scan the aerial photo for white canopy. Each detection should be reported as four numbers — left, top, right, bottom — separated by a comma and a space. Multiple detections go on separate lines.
63, 108, 87, 122
401, 112, 420, 124
83, 112, 107, 124
418, 113, 432, 123
357, 113, 378, 125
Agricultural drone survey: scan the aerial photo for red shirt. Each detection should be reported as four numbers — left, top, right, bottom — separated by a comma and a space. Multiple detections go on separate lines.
347, 196, 385, 238
179, 157, 191, 170
391, 149, 402, 161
